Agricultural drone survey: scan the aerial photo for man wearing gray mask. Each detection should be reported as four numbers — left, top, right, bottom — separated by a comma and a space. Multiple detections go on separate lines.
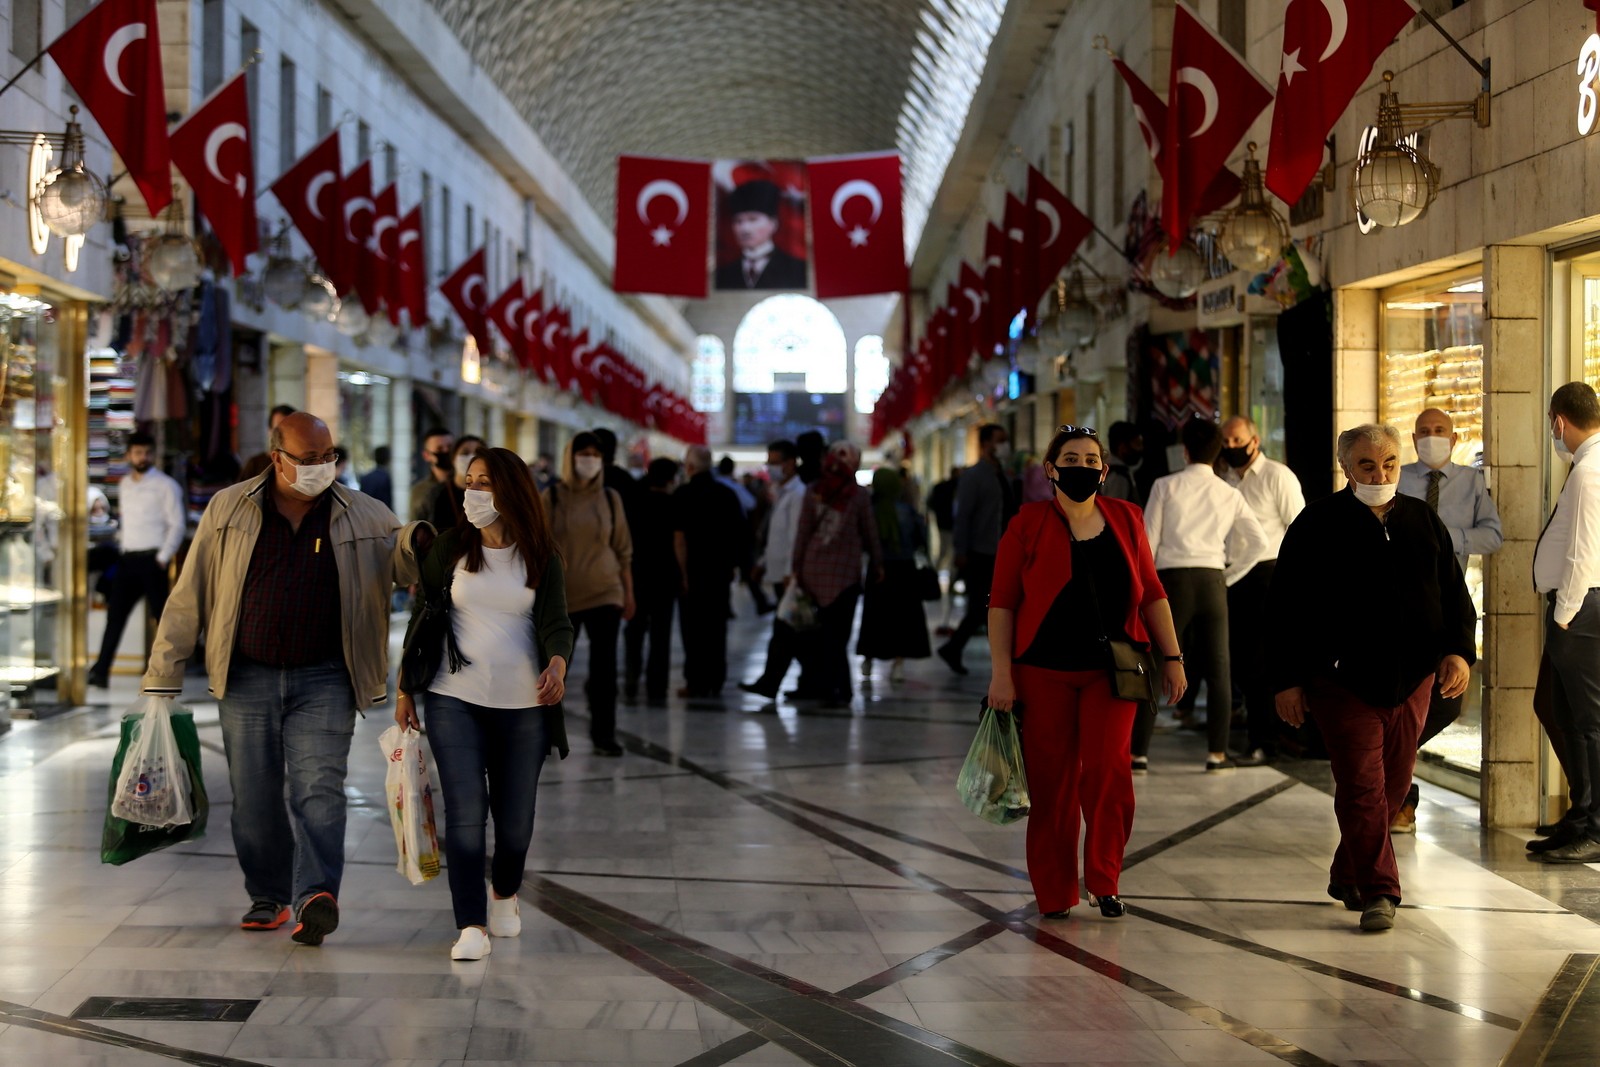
143, 413, 433, 946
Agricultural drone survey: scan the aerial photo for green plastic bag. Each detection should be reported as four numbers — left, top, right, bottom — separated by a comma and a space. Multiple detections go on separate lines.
101, 701, 209, 865
956, 707, 1030, 825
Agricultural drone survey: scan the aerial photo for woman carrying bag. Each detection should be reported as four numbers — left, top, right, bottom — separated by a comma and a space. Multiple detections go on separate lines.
986, 426, 1185, 920
857, 467, 931, 683
396, 447, 574, 961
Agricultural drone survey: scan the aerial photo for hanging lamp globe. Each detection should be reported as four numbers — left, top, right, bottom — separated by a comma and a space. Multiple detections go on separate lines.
144, 234, 204, 292
1039, 271, 1098, 351
300, 274, 337, 321
33, 108, 106, 238
333, 299, 371, 337
1352, 72, 1440, 228
1219, 143, 1289, 272
363, 314, 399, 349
263, 255, 308, 309
1148, 237, 1205, 299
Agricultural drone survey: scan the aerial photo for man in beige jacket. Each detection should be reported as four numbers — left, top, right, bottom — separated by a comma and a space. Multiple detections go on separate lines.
144, 413, 431, 946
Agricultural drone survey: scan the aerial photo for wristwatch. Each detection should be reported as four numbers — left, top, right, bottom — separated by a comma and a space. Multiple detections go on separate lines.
1163, 653, 1184, 663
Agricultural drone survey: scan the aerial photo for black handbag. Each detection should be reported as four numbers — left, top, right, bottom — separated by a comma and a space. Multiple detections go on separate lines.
398, 565, 466, 695
915, 556, 942, 601
1051, 507, 1158, 704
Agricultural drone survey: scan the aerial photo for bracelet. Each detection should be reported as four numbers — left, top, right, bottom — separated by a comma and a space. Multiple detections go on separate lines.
1163, 653, 1184, 663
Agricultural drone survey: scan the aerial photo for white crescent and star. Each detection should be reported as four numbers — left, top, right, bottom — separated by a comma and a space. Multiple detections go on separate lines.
343, 197, 375, 240
502, 297, 524, 326
462, 275, 486, 310
103, 22, 148, 97
1133, 104, 1161, 159
830, 180, 884, 248
305, 172, 335, 220
1176, 67, 1220, 138
1035, 200, 1061, 248
1319, 0, 1349, 63
398, 228, 420, 249
636, 180, 689, 246
203, 122, 249, 198
522, 308, 542, 343
542, 320, 561, 349
1281, 47, 1307, 85
368, 216, 397, 258
962, 287, 982, 322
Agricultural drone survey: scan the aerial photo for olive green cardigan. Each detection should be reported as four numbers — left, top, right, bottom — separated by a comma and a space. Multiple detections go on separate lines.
403, 528, 577, 758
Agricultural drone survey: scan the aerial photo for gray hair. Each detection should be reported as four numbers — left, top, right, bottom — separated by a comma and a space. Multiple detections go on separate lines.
683, 444, 713, 472
1336, 423, 1401, 467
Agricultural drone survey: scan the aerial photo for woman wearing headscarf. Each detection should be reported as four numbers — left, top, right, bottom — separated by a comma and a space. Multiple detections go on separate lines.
856, 467, 930, 683
986, 425, 1186, 920
541, 432, 634, 756
792, 441, 882, 706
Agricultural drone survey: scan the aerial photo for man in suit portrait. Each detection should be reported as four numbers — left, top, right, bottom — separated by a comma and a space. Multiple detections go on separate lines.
715, 179, 808, 290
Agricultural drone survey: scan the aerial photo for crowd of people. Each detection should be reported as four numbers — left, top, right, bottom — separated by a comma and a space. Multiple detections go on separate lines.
99, 380, 1600, 953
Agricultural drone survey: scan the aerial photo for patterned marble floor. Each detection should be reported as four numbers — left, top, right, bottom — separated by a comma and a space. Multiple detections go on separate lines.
2, 604, 1597, 1067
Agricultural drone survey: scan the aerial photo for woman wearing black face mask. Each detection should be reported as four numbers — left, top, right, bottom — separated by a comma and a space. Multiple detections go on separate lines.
986, 425, 1186, 920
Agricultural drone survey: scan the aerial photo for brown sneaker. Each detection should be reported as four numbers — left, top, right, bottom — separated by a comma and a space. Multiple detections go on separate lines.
1390, 803, 1417, 835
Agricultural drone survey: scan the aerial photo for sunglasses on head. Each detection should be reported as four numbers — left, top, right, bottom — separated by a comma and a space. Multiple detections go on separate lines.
1054, 425, 1098, 437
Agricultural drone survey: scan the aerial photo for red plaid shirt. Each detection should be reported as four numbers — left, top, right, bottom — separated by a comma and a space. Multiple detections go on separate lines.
236, 492, 342, 666
793, 486, 881, 607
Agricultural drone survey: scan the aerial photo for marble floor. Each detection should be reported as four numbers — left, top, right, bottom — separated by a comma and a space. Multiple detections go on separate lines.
2, 602, 1598, 1067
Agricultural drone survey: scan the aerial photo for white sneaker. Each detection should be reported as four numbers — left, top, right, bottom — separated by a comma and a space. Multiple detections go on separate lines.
488, 895, 521, 938
450, 926, 492, 960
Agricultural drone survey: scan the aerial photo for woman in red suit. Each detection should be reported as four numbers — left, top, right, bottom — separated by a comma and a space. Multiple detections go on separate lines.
986, 425, 1186, 919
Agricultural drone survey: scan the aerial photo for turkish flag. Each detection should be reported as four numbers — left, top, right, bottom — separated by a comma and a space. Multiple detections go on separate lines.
342, 160, 382, 314
1265, 0, 1417, 205
1003, 194, 1036, 324
809, 152, 907, 298
517, 289, 547, 376
394, 205, 426, 327
1164, 3, 1273, 243
168, 72, 257, 276
370, 184, 400, 324
1027, 166, 1092, 299
271, 132, 354, 295
1109, 55, 1242, 218
614, 156, 710, 297
48, 0, 171, 215
484, 279, 529, 364
958, 262, 987, 366
982, 223, 1010, 355
945, 284, 970, 377
542, 305, 575, 389
438, 248, 491, 356
569, 329, 599, 403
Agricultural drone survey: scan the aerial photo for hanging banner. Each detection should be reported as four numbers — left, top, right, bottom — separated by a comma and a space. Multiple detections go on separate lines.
713, 159, 809, 291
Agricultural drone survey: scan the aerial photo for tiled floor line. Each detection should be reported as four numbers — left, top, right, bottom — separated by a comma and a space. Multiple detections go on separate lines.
0, 999, 270, 1067
528, 867, 1034, 894
609, 727, 1340, 1067
1129, 892, 1567, 916
1499, 953, 1600, 1067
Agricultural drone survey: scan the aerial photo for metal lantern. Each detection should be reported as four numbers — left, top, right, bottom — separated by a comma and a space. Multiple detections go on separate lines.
144, 233, 204, 292
333, 299, 371, 337
1148, 238, 1205, 299
364, 314, 399, 349
33, 107, 106, 238
300, 274, 337, 320
1353, 73, 1440, 228
1219, 143, 1288, 272
980, 357, 1009, 388
263, 256, 308, 309
1039, 272, 1098, 351
1013, 332, 1042, 375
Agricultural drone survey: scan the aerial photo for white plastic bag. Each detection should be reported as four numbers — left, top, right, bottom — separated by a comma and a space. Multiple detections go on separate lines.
777, 583, 820, 632
379, 725, 441, 885
110, 695, 195, 827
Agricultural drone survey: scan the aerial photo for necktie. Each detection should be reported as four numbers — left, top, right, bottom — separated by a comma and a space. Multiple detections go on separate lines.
745, 260, 760, 287
1426, 470, 1442, 511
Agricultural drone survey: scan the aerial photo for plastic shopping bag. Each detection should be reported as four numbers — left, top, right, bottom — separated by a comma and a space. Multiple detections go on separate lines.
776, 583, 819, 632
956, 707, 1030, 825
379, 725, 441, 885
101, 700, 209, 865
110, 696, 194, 827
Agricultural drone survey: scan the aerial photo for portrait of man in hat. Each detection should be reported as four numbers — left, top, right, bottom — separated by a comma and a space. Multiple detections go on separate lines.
714, 178, 808, 291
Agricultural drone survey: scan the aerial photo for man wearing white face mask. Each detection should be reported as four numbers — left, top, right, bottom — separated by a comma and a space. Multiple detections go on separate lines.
143, 412, 433, 946
1392, 408, 1502, 832
1267, 423, 1474, 933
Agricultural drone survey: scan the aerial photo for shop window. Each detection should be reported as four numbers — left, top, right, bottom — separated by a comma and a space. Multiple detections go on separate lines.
241, 21, 260, 171
201, 0, 224, 95
692, 336, 725, 413
316, 85, 332, 138
854, 336, 888, 414
278, 56, 297, 174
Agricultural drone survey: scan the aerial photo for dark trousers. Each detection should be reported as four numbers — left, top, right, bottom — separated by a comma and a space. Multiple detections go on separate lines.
680, 579, 731, 696
1227, 560, 1277, 753
569, 605, 621, 746
800, 584, 862, 702
92, 551, 168, 676
1308, 675, 1430, 902
751, 583, 799, 694
1403, 686, 1465, 809
945, 552, 995, 656
422, 693, 548, 929
1545, 591, 1600, 838
1160, 567, 1231, 754
625, 585, 676, 700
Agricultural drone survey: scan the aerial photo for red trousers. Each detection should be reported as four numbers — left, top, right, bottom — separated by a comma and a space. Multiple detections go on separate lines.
1014, 665, 1137, 912
1307, 675, 1431, 902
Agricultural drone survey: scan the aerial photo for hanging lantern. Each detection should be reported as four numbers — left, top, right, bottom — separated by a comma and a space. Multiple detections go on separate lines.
980, 357, 1009, 388
363, 315, 399, 349
333, 299, 371, 337
1219, 143, 1289, 272
1148, 237, 1205, 299
1014, 331, 1043, 375
144, 234, 204, 292
300, 274, 337, 321
1352, 72, 1440, 228
1038, 271, 1098, 352
33, 107, 106, 238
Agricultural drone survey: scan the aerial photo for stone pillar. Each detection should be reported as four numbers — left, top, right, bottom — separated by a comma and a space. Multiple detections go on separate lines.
1331, 287, 1380, 483
391, 376, 413, 503
1481, 245, 1546, 828
304, 348, 340, 440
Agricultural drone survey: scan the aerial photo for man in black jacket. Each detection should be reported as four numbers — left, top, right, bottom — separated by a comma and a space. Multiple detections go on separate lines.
713, 180, 807, 290
1268, 423, 1474, 934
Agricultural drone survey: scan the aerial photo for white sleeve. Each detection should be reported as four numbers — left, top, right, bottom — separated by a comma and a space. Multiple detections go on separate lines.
158, 477, 187, 566
1558, 471, 1600, 625
1222, 495, 1269, 587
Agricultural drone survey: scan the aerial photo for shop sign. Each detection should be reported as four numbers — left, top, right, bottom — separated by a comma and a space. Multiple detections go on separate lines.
1196, 275, 1241, 328
1578, 34, 1600, 136
1355, 125, 1425, 236
27, 137, 50, 256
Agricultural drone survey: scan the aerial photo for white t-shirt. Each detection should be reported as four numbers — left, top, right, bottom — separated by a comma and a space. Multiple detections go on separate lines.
429, 545, 540, 709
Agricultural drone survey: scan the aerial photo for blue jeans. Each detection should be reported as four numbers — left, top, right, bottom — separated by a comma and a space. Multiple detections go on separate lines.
217, 659, 355, 909
423, 693, 549, 928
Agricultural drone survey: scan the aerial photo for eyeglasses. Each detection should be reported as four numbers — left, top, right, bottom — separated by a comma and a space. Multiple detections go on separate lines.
1054, 425, 1098, 437
275, 449, 339, 466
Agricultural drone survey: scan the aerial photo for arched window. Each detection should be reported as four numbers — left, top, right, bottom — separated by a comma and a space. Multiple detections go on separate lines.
732, 294, 847, 394
853, 335, 888, 414
692, 335, 725, 412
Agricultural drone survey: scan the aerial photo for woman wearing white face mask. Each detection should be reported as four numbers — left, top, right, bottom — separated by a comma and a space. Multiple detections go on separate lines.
540, 432, 635, 756
397, 447, 573, 961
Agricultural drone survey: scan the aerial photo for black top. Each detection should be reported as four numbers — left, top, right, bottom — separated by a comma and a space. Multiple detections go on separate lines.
713, 248, 809, 290
671, 471, 749, 585
629, 489, 681, 591
237, 491, 341, 666
1016, 525, 1131, 672
1267, 489, 1476, 707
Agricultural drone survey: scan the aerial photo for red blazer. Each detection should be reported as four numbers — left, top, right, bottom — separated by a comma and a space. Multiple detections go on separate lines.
990, 496, 1167, 657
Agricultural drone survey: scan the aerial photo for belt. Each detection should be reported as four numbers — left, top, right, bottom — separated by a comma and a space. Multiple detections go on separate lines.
123, 549, 160, 557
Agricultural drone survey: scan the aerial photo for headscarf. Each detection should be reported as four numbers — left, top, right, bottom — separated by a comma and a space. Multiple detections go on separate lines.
814, 441, 861, 513
871, 467, 903, 555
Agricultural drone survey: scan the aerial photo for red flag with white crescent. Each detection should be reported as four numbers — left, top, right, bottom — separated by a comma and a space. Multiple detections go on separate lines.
370, 184, 400, 324
958, 262, 987, 365
484, 278, 529, 364
982, 223, 1009, 356
342, 160, 381, 314
1164, 4, 1273, 243
47, 0, 172, 215
1003, 194, 1036, 324
517, 289, 547, 376
808, 152, 907, 299
394, 204, 426, 326
168, 72, 257, 276
1265, 0, 1418, 206
438, 248, 492, 356
270, 132, 354, 295
1026, 166, 1091, 297
1108, 54, 1242, 217
614, 156, 711, 297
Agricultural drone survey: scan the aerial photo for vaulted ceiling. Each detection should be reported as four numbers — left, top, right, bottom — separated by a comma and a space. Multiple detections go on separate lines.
422, 0, 1011, 256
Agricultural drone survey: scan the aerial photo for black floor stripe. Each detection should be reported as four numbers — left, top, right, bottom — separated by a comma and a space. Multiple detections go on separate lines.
1500, 953, 1600, 1066
533, 867, 1029, 894
1120, 778, 1299, 868
1130, 893, 1567, 916
0, 999, 270, 1067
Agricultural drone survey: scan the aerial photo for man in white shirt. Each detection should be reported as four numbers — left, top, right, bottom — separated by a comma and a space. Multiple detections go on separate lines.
740, 440, 810, 700
1393, 408, 1503, 832
1219, 416, 1306, 766
1531, 383, 1600, 863
1142, 417, 1269, 771
88, 433, 186, 689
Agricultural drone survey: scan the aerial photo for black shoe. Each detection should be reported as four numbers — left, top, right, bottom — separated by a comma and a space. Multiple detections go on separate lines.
1528, 828, 1583, 853
1327, 883, 1363, 912
1359, 896, 1397, 932
937, 643, 968, 676
291, 892, 339, 946
1538, 836, 1600, 863
1090, 894, 1125, 918
87, 669, 108, 689
738, 681, 778, 699
1204, 757, 1239, 773
1041, 909, 1071, 920
1232, 749, 1271, 767
593, 743, 624, 758
1535, 822, 1568, 837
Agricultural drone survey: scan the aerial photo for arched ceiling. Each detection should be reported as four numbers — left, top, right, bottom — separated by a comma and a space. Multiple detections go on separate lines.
422, 0, 1008, 254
